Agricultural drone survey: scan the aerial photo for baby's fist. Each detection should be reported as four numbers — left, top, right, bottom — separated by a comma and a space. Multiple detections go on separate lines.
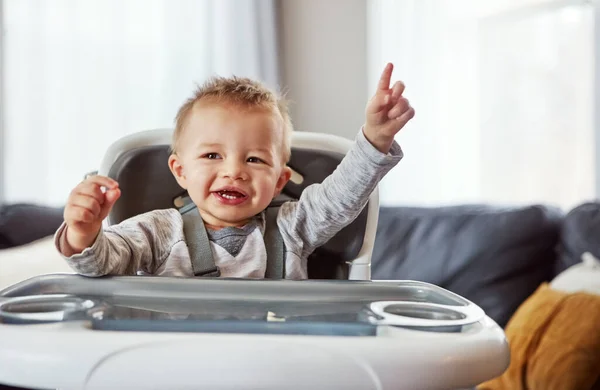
62, 175, 120, 255
364, 63, 415, 154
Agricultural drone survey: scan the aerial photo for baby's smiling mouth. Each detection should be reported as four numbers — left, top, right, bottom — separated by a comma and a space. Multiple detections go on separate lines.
217, 190, 246, 200
212, 187, 249, 202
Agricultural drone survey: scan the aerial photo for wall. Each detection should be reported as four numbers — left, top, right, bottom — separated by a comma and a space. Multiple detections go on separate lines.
596, 0, 600, 196
278, 0, 368, 140
0, 4, 4, 202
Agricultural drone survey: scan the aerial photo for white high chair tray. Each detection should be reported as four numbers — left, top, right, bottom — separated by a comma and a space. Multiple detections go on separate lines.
0, 275, 509, 390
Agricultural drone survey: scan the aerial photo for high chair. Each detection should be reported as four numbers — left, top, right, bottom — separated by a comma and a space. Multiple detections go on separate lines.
0, 130, 510, 390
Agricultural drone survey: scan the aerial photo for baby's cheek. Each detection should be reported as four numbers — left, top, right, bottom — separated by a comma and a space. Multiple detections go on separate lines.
185, 177, 209, 199
262, 178, 280, 199
188, 168, 213, 186
187, 164, 207, 177
185, 188, 203, 205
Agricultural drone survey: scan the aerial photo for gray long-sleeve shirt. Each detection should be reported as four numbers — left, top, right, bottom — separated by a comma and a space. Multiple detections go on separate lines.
54, 129, 403, 279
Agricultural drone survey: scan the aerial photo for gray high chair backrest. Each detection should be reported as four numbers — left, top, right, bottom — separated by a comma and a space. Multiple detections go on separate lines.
97, 129, 379, 280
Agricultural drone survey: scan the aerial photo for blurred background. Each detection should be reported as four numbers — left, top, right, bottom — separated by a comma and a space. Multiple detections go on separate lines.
1, 4, 599, 388
0, 0, 596, 210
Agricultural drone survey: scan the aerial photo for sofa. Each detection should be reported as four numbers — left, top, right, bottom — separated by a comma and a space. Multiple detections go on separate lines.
372, 203, 566, 328
1, 201, 599, 389
0, 204, 64, 251
371, 201, 600, 323
371, 202, 600, 389
0, 201, 596, 324
0, 204, 72, 289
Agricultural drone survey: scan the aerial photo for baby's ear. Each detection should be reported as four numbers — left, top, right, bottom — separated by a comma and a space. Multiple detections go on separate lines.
168, 153, 188, 189
274, 166, 292, 197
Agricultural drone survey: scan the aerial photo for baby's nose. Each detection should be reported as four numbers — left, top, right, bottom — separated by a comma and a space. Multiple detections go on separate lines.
222, 161, 248, 180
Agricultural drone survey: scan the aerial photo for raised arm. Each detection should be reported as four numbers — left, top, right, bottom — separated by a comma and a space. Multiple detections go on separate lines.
277, 62, 414, 260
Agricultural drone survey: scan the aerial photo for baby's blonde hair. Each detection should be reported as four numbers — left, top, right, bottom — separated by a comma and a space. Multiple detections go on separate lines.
172, 76, 293, 163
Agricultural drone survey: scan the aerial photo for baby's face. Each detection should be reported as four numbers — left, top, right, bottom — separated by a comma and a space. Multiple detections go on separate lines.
169, 103, 291, 229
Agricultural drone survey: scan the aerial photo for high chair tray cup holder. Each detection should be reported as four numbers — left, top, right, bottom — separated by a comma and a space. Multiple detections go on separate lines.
0, 274, 509, 390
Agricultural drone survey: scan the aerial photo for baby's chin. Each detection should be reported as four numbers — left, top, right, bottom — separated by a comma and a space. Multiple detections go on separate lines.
207, 212, 258, 229
200, 201, 270, 228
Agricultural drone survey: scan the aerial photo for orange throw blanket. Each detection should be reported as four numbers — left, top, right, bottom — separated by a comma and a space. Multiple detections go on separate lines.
479, 283, 600, 390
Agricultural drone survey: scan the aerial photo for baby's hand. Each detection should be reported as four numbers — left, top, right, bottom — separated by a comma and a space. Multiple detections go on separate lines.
364, 63, 415, 154
62, 175, 120, 255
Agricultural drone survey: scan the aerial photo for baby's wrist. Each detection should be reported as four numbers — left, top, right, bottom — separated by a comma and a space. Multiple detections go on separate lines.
62, 226, 96, 256
362, 126, 394, 155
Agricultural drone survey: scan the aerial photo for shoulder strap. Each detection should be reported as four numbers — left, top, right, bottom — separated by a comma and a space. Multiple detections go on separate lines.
264, 206, 285, 279
181, 206, 220, 277
181, 204, 285, 279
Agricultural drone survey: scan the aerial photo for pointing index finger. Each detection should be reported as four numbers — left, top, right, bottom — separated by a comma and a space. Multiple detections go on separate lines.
377, 63, 393, 91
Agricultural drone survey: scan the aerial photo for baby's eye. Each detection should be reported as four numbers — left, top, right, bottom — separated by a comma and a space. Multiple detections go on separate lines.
247, 157, 264, 164
202, 153, 221, 160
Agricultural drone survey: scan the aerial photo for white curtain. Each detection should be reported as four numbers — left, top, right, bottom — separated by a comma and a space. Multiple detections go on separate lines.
368, 0, 595, 210
1, 0, 279, 206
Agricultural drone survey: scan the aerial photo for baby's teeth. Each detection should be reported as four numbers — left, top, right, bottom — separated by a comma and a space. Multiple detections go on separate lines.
220, 192, 238, 200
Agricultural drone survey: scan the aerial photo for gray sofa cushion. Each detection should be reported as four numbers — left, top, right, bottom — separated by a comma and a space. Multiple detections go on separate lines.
557, 201, 600, 275
371, 204, 563, 328
0, 203, 64, 249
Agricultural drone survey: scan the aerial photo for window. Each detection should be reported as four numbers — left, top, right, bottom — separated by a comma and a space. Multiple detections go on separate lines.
368, 0, 596, 210
0, 0, 278, 206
